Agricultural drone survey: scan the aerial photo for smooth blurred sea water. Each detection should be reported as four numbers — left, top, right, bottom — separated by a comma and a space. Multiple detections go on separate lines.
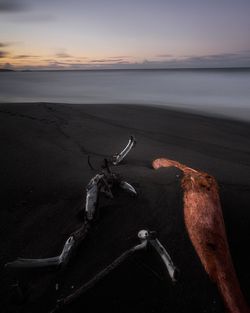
0, 69, 250, 121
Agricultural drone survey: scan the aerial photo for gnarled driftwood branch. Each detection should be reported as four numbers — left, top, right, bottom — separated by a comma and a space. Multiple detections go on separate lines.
51, 229, 178, 312
152, 158, 249, 313
5, 222, 90, 270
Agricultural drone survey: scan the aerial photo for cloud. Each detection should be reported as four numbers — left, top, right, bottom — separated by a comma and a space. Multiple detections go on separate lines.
0, 42, 10, 47
90, 58, 125, 63
156, 54, 173, 58
8, 51, 250, 70
107, 58, 126, 62
89, 51, 250, 69
47, 60, 88, 68
86, 52, 250, 69
0, 0, 28, 12
109, 51, 250, 69
55, 53, 72, 58
90, 59, 109, 63
0, 50, 8, 58
12, 54, 38, 59
0, 1, 53, 23
108, 56, 130, 59
89, 56, 131, 63
174, 52, 250, 68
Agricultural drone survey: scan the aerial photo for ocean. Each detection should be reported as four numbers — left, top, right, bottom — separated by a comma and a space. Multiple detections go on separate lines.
0, 68, 250, 121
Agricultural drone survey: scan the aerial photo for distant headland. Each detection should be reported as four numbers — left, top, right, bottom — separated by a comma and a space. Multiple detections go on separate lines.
0, 68, 15, 72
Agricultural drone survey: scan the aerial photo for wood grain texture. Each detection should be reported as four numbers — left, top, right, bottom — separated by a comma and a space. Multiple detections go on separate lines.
153, 158, 249, 313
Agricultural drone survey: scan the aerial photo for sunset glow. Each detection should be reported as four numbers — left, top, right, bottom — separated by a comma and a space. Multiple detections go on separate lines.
1, 0, 250, 70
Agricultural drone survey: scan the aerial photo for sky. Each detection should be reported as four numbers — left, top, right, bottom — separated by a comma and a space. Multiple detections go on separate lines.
0, 0, 250, 70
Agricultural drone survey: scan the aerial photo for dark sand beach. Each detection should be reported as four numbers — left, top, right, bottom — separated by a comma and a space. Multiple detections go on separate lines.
0, 103, 250, 313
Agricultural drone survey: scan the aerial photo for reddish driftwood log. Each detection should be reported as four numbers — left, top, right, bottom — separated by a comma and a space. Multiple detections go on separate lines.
152, 158, 249, 313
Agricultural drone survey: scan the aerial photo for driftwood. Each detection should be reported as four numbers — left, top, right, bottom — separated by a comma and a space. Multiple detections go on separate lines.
85, 135, 137, 222
5, 136, 137, 271
85, 145, 137, 222
111, 135, 136, 165
85, 173, 108, 221
5, 172, 136, 269
51, 229, 178, 313
5, 222, 90, 270
119, 180, 137, 196
152, 158, 249, 313
85, 171, 137, 222
138, 230, 178, 282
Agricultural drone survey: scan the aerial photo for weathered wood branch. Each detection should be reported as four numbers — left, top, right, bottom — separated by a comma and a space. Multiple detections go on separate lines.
111, 135, 136, 165
5, 221, 90, 270
51, 238, 147, 313
51, 229, 178, 313
152, 158, 249, 313
119, 180, 137, 196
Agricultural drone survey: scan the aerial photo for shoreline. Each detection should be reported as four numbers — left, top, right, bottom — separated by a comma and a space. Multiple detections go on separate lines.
1, 101, 250, 124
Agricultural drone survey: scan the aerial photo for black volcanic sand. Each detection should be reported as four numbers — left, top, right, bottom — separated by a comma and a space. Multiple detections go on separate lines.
0, 103, 250, 313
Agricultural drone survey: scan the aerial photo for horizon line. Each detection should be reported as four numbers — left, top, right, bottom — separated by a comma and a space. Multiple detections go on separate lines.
1, 66, 250, 72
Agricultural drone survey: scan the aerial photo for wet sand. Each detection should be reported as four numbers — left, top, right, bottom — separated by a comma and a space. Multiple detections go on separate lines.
0, 102, 250, 313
